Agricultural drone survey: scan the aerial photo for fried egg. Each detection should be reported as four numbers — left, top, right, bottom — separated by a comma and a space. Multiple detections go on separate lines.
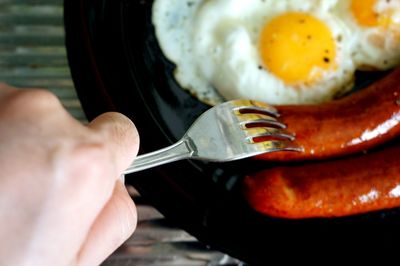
336, 0, 400, 70
152, 0, 224, 105
152, 0, 356, 105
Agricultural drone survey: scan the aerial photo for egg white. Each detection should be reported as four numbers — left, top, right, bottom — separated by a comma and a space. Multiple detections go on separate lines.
335, 0, 400, 70
152, 0, 224, 105
152, 0, 357, 105
192, 0, 357, 105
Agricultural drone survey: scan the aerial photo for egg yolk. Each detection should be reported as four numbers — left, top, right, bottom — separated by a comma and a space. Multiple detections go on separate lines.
259, 12, 337, 85
350, 0, 397, 28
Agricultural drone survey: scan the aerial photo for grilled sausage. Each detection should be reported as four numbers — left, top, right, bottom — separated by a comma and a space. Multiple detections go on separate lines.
258, 67, 400, 161
244, 143, 400, 219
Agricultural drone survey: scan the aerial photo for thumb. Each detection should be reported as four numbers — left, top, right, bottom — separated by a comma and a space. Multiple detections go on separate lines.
87, 112, 140, 175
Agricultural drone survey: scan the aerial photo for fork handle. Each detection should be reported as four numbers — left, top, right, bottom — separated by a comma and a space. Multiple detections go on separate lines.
123, 138, 195, 174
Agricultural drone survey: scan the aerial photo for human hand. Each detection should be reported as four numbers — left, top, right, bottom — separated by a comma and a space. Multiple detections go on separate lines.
0, 84, 140, 266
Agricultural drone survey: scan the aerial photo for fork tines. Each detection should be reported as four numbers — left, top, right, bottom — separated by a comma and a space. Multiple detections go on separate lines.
231, 100, 295, 145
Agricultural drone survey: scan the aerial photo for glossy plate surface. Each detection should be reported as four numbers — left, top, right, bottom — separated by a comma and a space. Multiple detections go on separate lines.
64, 1, 400, 265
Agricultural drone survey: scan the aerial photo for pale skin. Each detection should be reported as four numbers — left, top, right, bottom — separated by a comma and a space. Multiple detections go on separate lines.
0, 83, 140, 266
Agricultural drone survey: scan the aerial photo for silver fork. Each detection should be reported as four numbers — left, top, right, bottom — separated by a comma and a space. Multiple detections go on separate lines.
123, 100, 301, 174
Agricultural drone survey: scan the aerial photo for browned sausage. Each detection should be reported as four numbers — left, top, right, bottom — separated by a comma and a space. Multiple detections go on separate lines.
243, 143, 400, 219
258, 67, 400, 161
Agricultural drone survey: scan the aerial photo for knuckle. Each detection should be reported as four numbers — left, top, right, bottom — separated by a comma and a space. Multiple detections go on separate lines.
50, 138, 117, 200
0, 82, 14, 91
68, 142, 110, 180
5, 89, 62, 114
24, 89, 61, 108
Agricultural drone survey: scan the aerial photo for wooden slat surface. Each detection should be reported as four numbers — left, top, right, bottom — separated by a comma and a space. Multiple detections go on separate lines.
0, 1, 85, 121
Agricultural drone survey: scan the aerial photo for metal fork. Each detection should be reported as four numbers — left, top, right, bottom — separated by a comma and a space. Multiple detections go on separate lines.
123, 100, 301, 174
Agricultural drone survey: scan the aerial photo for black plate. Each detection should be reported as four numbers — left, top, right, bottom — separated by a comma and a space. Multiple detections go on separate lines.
64, 1, 400, 265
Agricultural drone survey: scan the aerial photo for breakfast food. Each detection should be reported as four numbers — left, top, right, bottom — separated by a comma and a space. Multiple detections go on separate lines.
256, 66, 400, 161
243, 143, 400, 219
152, 0, 224, 105
152, 0, 400, 219
152, 0, 400, 105
243, 67, 400, 218
191, 0, 357, 105
153, 0, 356, 105
335, 0, 400, 70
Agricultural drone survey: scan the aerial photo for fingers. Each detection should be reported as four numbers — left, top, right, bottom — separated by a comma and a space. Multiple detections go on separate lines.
87, 112, 140, 175
0, 83, 15, 91
76, 181, 137, 266
0, 83, 17, 99
76, 114, 139, 265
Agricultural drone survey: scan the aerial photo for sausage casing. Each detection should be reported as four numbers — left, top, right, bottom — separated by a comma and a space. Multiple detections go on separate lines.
244, 144, 400, 219
258, 68, 400, 161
